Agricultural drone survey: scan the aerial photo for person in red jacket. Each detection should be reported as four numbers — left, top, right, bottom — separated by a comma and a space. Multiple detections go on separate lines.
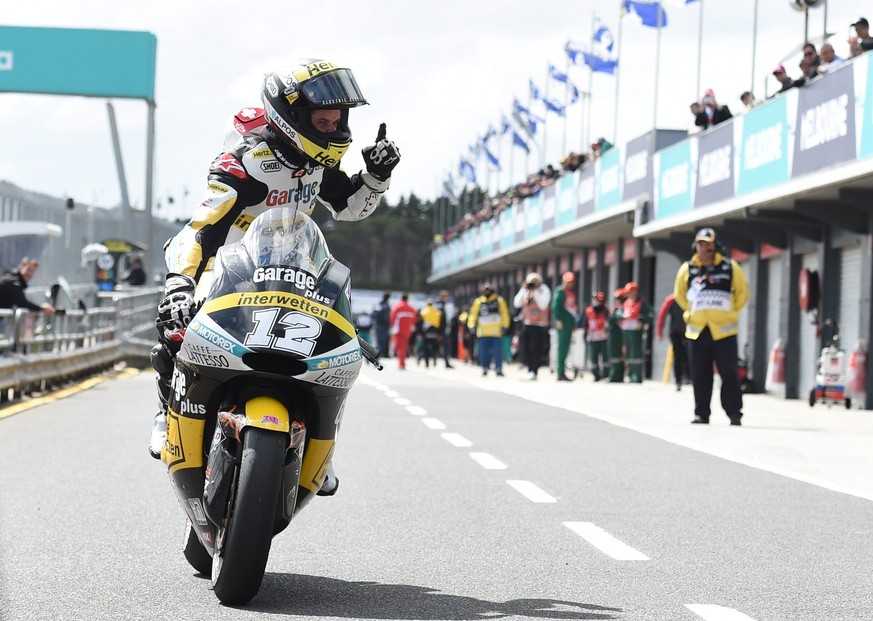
656, 292, 689, 391
390, 293, 418, 369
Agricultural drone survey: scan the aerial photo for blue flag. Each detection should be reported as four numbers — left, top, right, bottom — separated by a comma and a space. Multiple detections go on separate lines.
565, 45, 586, 66
483, 146, 501, 171
512, 131, 530, 154
500, 115, 511, 135
459, 157, 477, 185
582, 53, 618, 74
624, 0, 668, 28
542, 97, 565, 117
549, 64, 568, 84
529, 79, 542, 101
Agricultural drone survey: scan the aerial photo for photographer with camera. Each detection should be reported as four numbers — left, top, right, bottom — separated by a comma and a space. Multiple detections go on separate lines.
513, 272, 551, 381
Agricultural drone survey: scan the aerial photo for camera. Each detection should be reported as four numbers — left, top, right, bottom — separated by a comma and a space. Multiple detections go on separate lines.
525, 283, 536, 290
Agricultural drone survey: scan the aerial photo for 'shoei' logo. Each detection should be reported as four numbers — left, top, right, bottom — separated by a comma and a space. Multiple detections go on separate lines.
261, 160, 282, 173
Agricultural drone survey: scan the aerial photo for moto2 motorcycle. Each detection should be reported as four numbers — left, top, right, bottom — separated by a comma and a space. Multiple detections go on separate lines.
159, 206, 381, 605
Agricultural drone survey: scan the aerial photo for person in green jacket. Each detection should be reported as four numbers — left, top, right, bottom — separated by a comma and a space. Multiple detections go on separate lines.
551, 271, 579, 381
607, 287, 627, 383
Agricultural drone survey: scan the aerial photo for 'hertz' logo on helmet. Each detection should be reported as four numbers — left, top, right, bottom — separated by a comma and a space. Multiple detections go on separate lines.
304, 61, 337, 77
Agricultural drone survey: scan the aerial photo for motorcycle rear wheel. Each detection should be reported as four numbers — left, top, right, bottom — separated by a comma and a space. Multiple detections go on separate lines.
211, 427, 286, 605
182, 519, 212, 575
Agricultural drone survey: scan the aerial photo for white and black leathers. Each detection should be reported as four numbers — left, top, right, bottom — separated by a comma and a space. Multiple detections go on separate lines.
165, 107, 389, 282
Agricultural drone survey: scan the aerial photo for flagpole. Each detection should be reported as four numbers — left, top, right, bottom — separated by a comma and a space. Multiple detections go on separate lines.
695, 0, 704, 103
586, 13, 596, 151
751, 0, 759, 96
652, 1, 663, 131
613, 2, 624, 144
526, 92, 532, 176
541, 64, 549, 170
562, 57, 570, 154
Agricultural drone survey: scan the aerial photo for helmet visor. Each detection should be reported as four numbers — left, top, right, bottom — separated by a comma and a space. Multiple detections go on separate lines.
300, 69, 367, 107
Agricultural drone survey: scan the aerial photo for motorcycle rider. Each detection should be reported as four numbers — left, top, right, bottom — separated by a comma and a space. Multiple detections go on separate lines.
148, 59, 401, 498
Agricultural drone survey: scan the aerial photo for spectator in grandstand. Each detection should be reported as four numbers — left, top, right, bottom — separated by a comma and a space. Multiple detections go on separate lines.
739, 91, 759, 114
815, 43, 845, 75
0, 257, 55, 316
590, 137, 613, 159
801, 43, 821, 79
849, 18, 873, 57
694, 89, 732, 130
560, 152, 584, 172
688, 102, 703, 135
770, 64, 803, 96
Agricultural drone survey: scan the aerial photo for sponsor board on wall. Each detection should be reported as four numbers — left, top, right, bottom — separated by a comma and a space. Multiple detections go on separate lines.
655, 140, 693, 219
577, 164, 596, 219
596, 148, 622, 211
501, 204, 515, 249
556, 171, 578, 228
738, 94, 790, 194
792, 65, 856, 177
541, 184, 556, 233
622, 133, 652, 201
525, 193, 543, 240
695, 122, 734, 207
514, 201, 526, 244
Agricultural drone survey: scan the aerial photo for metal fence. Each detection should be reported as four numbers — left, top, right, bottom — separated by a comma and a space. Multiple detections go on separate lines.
0, 287, 161, 402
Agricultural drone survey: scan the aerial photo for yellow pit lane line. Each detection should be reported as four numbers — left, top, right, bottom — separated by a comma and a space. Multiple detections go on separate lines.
0, 367, 142, 420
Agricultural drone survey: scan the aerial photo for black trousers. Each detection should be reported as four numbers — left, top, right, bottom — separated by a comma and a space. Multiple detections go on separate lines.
669, 331, 689, 386
689, 329, 742, 420
521, 324, 547, 375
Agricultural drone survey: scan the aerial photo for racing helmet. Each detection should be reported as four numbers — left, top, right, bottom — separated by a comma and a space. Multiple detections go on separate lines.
261, 59, 368, 168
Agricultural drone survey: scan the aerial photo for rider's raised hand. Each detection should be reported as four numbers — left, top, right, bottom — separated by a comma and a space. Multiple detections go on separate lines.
362, 123, 400, 181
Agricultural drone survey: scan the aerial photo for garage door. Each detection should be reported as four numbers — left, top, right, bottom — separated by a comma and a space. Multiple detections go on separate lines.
798, 253, 819, 396
838, 243, 862, 354
766, 256, 783, 351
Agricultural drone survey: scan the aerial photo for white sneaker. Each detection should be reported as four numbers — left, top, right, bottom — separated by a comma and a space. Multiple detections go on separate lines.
148, 412, 167, 459
523, 371, 537, 381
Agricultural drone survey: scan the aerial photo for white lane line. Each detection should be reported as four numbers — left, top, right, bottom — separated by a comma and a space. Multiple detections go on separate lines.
469, 452, 507, 470
507, 480, 557, 503
384, 390, 399, 398
685, 605, 758, 621
406, 405, 427, 416
441, 432, 474, 448
421, 417, 446, 430
394, 397, 411, 406
563, 522, 650, 560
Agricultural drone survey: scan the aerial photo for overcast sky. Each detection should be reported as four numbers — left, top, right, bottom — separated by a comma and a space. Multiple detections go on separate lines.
0, 1, 862, 221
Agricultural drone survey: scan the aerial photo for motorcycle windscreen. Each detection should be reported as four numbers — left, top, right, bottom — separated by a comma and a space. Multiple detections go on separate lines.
201, 207, 356, 358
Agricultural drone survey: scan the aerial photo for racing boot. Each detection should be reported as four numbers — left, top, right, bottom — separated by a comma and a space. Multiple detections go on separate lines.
148, 342, 175, 460
317, 463, 340, 496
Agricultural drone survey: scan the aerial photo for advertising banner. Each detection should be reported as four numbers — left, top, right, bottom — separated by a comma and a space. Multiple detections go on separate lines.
792, 66, 856, 177
541, 184, 556, 233
501, 204, 515, 249
655, 140, 693, 219
0, 26, 157, 100
695, 123, 734, 207
577, 163, 596, 219
738, 96, 790, 194
514, 201, 526, 244
622, 132, 652, 200
525, 193, 543, 240
596, 148, 622, 210
556, 171, 578, 228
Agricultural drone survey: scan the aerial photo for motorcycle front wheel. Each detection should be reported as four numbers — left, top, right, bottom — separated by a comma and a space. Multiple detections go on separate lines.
212, 427, 286, 605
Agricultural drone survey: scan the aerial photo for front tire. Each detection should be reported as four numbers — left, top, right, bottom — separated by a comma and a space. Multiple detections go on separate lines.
212, 428, 286, 605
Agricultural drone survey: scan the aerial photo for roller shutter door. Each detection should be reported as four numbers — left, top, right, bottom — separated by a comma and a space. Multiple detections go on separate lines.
766, 257, 783, 351
839, 244, 862, 353
798, 253, 819, 396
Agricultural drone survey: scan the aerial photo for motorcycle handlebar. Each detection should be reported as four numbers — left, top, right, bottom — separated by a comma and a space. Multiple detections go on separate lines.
358, 336, 383, 371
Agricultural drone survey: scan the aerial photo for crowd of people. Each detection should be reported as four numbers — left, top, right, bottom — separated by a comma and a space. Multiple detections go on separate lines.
689, 18, 870, 134
435, 138, 613, 248
374, 226, 750, 426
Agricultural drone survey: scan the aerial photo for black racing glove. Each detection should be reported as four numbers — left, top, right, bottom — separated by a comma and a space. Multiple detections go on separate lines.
361, 123, 401, 182
157, 273, 198, 338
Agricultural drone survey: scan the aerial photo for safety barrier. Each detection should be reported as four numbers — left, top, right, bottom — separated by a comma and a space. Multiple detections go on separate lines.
0, 287, 162, 402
